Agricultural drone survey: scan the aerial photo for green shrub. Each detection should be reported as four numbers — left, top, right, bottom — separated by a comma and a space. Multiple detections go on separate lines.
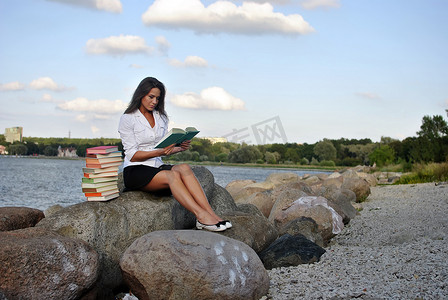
397, 162, 448, 184
300, 157, 309, 165
320, 160, 336, 167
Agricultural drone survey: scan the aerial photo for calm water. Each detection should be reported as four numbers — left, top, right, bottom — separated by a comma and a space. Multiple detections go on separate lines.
0, 157, 328, 211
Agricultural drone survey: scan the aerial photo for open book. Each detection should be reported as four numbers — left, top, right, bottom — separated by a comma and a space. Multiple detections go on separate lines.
155, 127, 200, 148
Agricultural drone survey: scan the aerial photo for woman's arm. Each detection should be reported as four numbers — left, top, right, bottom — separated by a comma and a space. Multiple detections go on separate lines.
130, 144, 177, 162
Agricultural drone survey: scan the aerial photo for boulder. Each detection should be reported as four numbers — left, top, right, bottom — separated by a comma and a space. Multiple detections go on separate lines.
236, 190, 274, 218
210, 183, 238, 215
0, 206, 45, 232
303, 175, 321, 186
314, 185, 358, 224
265, 172, 299, 187
270, 181, 313, 199
258, 234, 326, 270
219, 211, 278, 253
268, 189, 309, 225
315, 173, 329, 181
357, 172, 378, 187
0, 227, 99, 300
278, 217, 324, 247
236, 203, 264, 217
35, 167, 239, 294
36, 190, 195, 292
341, 169, 360, 179
327, 172, 342, 179
270, 196, 344, 243
44, 204, 64, 217
341, 178, 371, 202
322, 176, 344, 189
120, 230, 270, 300
232, 185, 270, 203
225, 179, 256, 197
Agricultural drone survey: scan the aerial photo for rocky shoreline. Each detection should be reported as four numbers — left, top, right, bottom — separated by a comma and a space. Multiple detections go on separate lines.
265, 183, 448, 299
3, 165, 442, 299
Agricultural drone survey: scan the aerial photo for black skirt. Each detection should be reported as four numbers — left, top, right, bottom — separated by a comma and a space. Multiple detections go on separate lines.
123, 164, 173, 191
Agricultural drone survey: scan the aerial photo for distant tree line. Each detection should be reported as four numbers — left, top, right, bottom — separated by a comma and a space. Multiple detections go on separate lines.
2, 111, 447, 169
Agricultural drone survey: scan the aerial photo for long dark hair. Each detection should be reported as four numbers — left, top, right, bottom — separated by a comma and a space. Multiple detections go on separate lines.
124, 77, 168, 118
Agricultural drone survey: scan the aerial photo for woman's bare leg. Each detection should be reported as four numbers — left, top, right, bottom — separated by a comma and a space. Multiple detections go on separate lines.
171, 164, 224, 222
141, 168, 220, 225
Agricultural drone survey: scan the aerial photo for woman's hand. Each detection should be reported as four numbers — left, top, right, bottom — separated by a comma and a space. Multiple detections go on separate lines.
160, 144, 177, 156
161, 140, 190, 156
179, 140, 191, 151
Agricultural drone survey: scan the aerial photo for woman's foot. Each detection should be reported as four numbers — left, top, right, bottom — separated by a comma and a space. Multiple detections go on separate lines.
196, 220, 226, 232
219, 220, 232, 229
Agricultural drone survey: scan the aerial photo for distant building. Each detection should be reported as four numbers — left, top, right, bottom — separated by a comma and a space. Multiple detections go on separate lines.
0, 145, 6, 155
58, 146, 78, 158
203, 137, 228, 144
5, 127, 23, 143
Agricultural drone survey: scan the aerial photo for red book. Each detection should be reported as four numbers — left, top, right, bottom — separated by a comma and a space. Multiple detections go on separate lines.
86, 146, 118, 154
84, 189, 119, 197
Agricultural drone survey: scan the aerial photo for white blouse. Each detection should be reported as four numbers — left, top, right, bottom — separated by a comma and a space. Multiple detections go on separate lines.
118, 109, 168, 169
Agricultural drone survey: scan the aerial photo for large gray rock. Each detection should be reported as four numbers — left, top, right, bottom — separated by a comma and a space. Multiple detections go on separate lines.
270, 196, 344, 243
0, 227, 99, 300
0, 206, 45, 231
265, 172, 299, 187
258, 233, 326, 269
219, 211, 278, 253
268, 189, 309, 225
120, 230, 270, 300
210, 183, 238, 215
314, 185, 358, 224
236, 190, 274, 218
225, 179, 256, 197
278, 217, 324, 247
36, 167, 239, 294
37, 192, 188, 292
341, 177, 371, 202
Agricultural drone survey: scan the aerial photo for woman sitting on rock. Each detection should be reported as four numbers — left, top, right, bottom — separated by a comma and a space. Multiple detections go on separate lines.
118, 77, 231, 232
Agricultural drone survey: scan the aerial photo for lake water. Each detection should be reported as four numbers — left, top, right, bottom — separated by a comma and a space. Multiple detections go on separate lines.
0, 157, 329, 211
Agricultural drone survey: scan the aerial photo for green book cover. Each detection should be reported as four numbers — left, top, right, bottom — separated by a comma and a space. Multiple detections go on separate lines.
155, 127, 200, 148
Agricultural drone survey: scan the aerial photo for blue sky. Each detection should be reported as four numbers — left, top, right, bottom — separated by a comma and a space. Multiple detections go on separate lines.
1, 0, 447, 144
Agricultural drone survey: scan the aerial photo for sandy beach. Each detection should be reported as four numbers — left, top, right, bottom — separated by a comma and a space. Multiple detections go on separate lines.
265, 183, 448, 299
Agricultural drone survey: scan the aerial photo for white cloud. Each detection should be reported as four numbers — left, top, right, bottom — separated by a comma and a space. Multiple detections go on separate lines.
155, 36, 171, 55
85, 35, 154, 56
300, 0, 340, 10
76, 114, 88, 122
142, 0, 314, 35
91, 125, 100, 134
57, 97, 128, 114
48, 0, 122, 13
170, 87, 246, 111
0, 81, 26, 91
30, 77, 69, 91
168, 56, 209, 68
41, 93, 62, 103
356, 92, 381, 100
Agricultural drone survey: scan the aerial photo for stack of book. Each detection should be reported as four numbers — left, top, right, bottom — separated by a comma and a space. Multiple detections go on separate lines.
82, 146, 122, 201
